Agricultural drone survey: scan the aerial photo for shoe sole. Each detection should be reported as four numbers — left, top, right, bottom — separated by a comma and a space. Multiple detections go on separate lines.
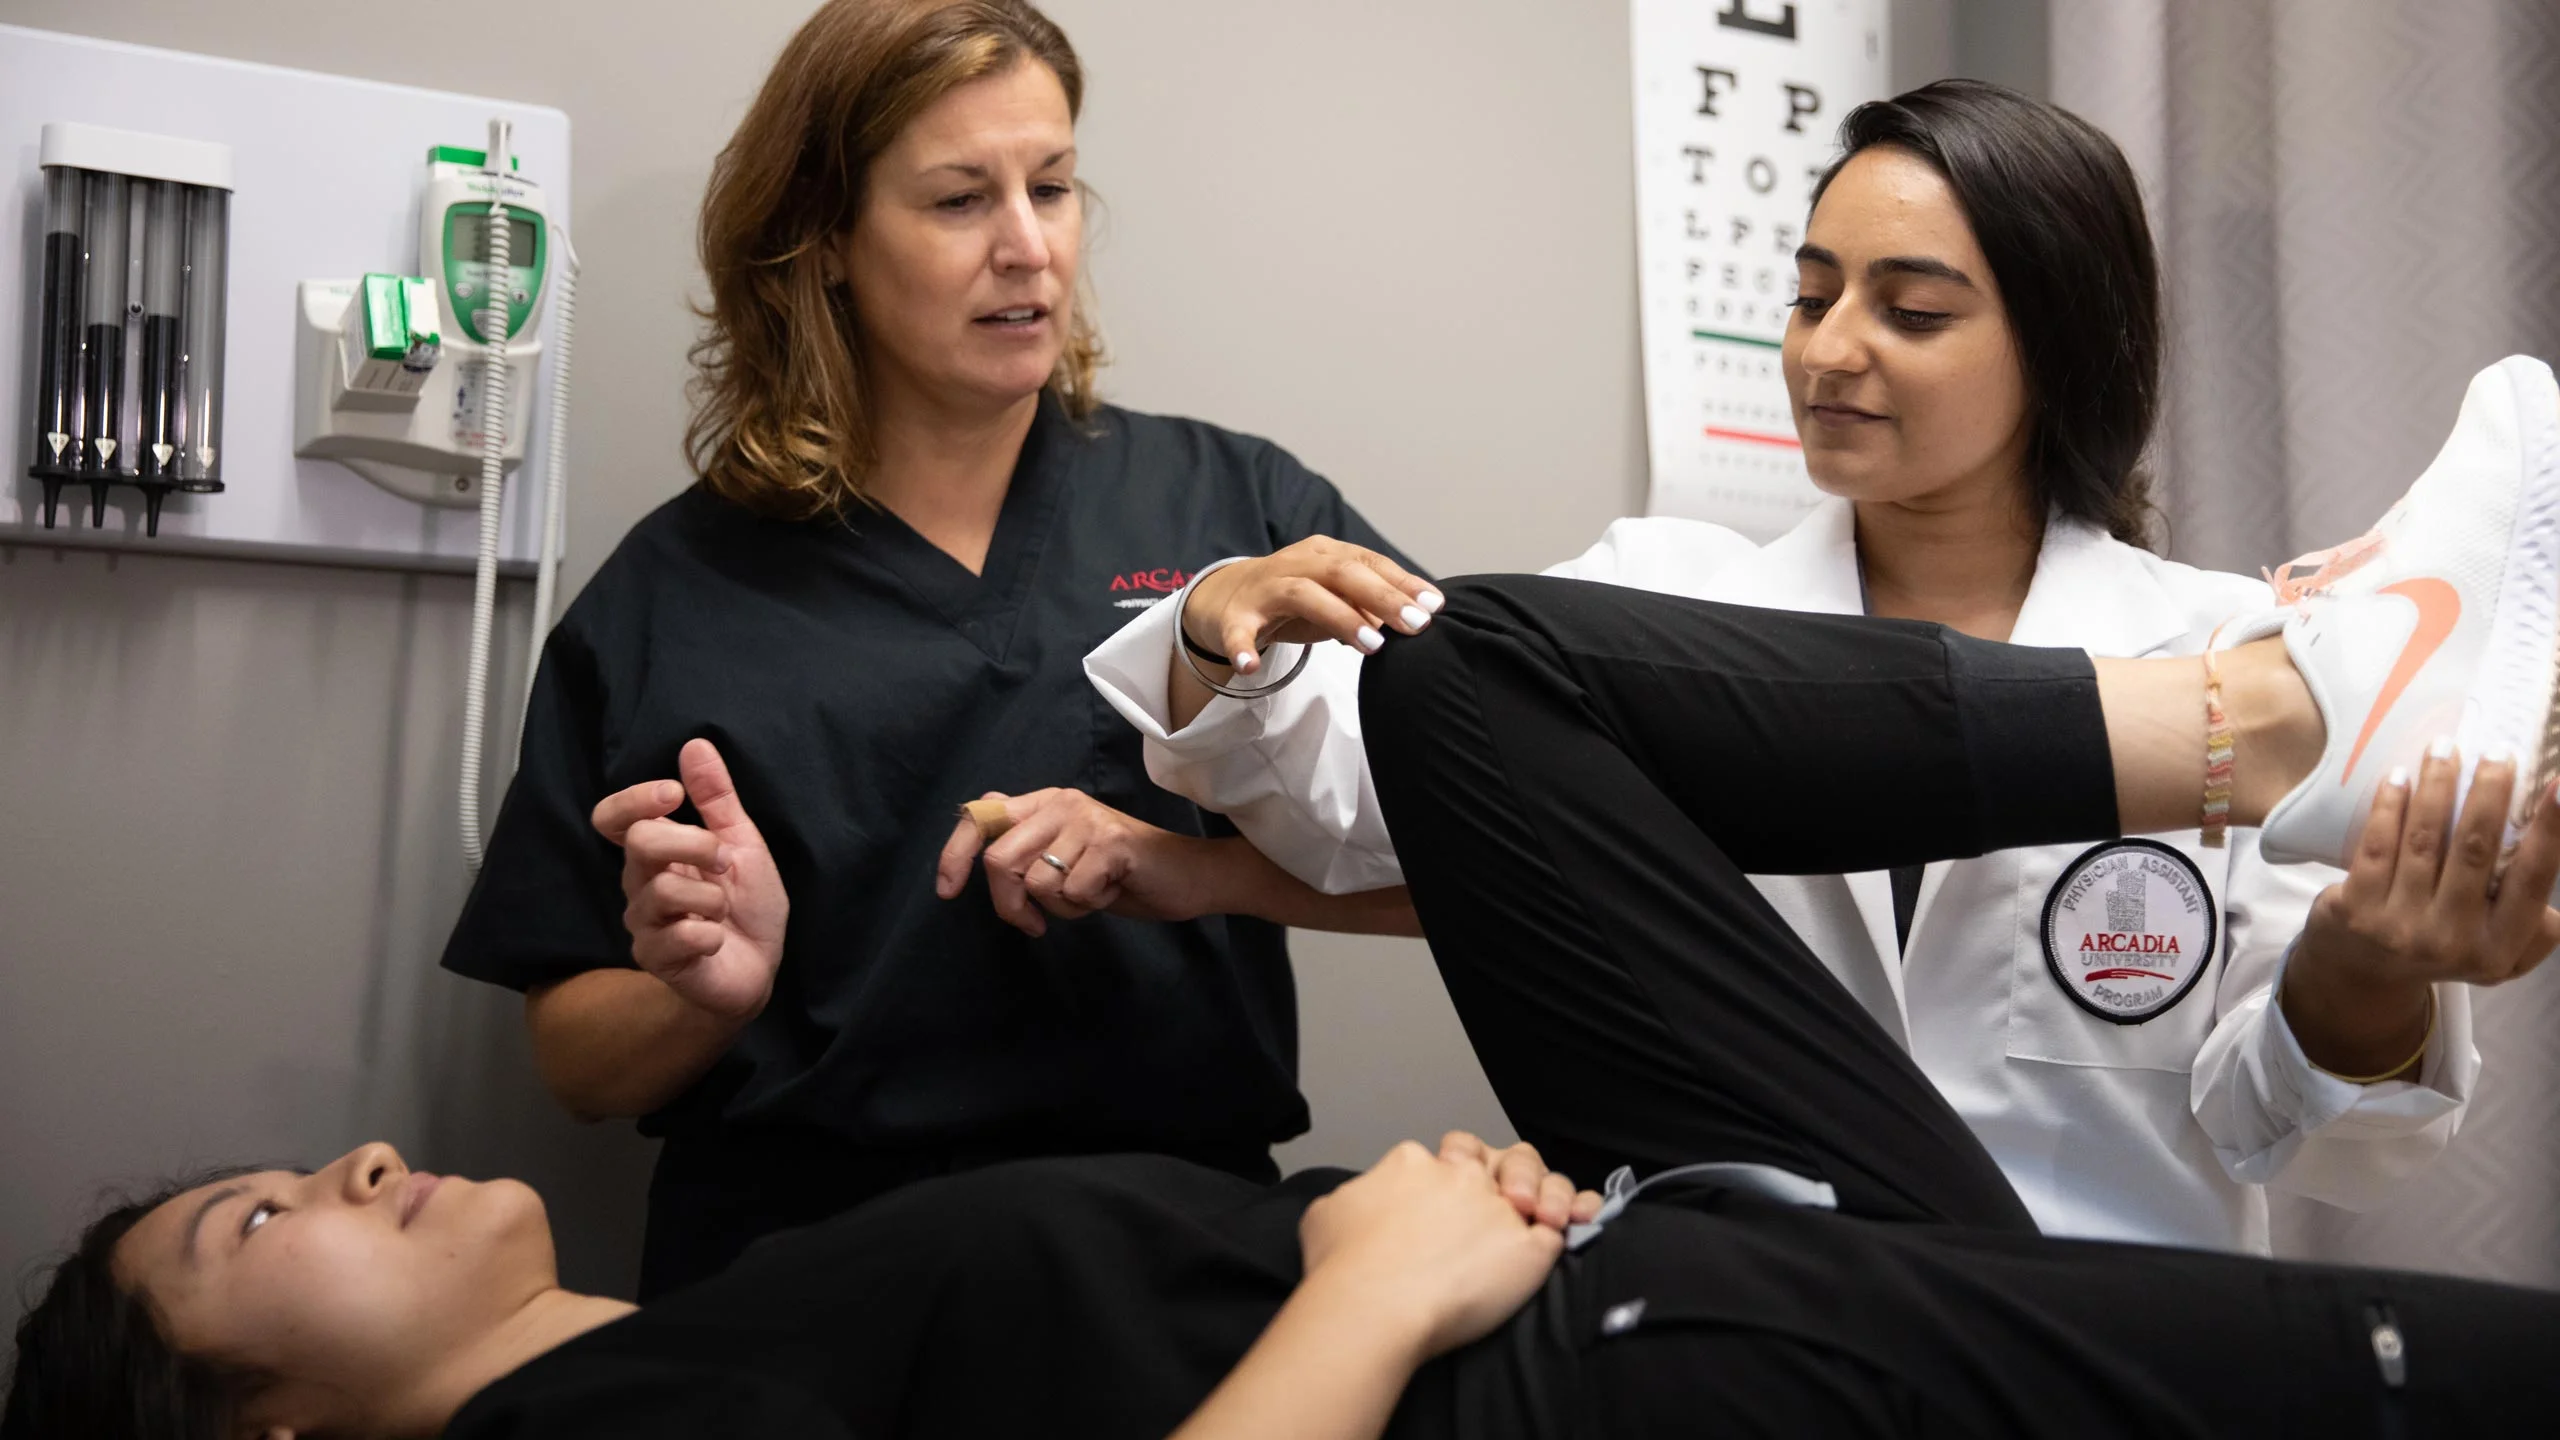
2482, 360, 2560, 864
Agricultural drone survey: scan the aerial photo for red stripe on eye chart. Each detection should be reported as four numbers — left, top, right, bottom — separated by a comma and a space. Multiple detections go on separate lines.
1704, 426, 1803, 449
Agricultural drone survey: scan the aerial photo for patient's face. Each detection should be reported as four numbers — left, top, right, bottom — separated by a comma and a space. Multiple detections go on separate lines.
115, 1142, 553, 1425
1783, 145, 2032, 516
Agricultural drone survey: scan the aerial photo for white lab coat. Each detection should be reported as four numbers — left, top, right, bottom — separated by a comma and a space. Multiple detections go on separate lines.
1086, 499, 2479, 1252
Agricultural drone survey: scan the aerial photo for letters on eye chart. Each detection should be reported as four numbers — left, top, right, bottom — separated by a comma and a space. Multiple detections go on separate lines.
1631, 0, 1888, 539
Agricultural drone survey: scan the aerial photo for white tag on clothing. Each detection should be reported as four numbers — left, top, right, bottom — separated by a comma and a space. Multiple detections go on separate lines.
2040, 840, 2219, 1025
1564, 1159, 1838, 1251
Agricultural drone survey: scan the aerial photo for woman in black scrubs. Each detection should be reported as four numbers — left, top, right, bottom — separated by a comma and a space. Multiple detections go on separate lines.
439, 0, 1423, 1298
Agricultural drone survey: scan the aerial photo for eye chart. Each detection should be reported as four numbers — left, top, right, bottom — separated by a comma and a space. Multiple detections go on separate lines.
1632, 0, 1888, 539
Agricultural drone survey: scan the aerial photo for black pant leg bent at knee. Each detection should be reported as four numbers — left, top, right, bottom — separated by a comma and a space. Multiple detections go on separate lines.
1359, 575, 2119, 1230
1386, 575, 2121, 875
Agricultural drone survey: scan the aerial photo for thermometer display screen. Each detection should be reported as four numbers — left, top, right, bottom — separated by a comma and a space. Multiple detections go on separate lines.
451, 213, 537, 265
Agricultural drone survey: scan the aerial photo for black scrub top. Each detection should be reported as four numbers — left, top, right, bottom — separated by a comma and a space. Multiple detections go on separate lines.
441, 395, 1416, 1159
443, 1156, 1576, 1440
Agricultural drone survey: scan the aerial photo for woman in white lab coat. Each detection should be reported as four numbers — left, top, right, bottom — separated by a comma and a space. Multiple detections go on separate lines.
1088, 80, 2509, 1252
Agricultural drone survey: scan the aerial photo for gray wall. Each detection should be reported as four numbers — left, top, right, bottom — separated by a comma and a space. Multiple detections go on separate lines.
1, 0, 2002, 1304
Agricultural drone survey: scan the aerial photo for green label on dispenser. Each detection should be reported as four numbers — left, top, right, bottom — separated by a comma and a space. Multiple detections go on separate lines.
347, 274, 438, 397
360, 274, 409, 359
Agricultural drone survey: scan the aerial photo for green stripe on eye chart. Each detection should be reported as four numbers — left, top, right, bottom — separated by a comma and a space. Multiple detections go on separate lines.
1691, 327, 1784, 350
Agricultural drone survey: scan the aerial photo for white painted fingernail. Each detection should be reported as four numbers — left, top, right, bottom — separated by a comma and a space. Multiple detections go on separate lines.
1356, 625, 1385, 653
2485, 746, 2516, 767
2428, 735, 2456, 761
1418, 590, 1446, 614
1232, 650, 1258, 674
1400, 605, 1430, 630
2387, 766, 2410, 788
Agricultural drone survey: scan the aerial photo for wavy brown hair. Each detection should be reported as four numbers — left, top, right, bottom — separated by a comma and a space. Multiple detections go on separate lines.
686, 0, 1104, 520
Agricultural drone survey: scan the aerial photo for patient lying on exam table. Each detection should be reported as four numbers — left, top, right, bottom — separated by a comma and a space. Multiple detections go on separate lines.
15, 1049, 2560, 1440
20, 544, 2560, 1437
12, 1132, 2560, 1440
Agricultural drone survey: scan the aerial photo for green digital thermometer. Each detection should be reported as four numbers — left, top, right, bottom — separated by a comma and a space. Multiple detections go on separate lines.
419, 144, 548, 346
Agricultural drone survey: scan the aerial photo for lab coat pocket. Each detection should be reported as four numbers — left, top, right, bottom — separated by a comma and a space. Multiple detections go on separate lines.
2004, 835, 2232, 1074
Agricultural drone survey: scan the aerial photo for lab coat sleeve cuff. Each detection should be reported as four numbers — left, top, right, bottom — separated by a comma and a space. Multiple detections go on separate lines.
1086, 590, 1401, 893
2193, 948, 2476, 1205
1083, 588, 1273, 756
2253, 953, 2479, 1111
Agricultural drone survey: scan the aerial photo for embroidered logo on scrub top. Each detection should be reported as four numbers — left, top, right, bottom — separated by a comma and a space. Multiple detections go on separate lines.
2040, 839, 2218, 1025
1109, 566, 1192, 610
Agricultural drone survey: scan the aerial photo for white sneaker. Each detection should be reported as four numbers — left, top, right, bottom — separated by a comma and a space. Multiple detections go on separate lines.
2254, 355, 2560, 870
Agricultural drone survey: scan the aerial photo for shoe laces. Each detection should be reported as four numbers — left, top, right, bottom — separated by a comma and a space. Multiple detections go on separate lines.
2264, 529, 2388, 606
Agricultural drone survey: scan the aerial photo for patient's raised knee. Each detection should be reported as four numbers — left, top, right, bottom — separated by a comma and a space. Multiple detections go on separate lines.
1360, 601, 1461, 727
1358, 575, 1529, 741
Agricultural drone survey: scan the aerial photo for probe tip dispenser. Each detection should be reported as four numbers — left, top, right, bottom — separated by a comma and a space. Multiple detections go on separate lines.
25, 121, 233, 537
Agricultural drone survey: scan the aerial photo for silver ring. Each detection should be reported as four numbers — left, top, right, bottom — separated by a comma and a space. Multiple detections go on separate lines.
1039, 852, 1071, 874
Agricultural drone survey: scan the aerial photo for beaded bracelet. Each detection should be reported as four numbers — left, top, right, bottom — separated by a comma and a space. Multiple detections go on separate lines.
2201, 640, 2236, 850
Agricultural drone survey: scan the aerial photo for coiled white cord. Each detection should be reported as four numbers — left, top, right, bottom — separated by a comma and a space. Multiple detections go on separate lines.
460, 118, 515, 874
522, 227, 578, 715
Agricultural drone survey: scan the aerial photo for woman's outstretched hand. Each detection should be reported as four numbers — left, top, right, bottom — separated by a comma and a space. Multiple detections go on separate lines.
1298, 1134, 1602, 1363
588, 738, 789, 1024
1182, 538, 1443, 678
2286, 746, 2560, 1078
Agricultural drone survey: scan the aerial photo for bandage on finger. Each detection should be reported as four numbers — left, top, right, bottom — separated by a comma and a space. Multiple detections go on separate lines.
960, 797, 1015, 844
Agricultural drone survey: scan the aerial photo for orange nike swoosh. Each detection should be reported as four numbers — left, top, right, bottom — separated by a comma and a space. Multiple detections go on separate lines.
2342, 577, 2461, 781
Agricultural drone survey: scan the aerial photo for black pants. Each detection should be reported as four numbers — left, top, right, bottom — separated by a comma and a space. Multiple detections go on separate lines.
1364, 575, 2559, 1436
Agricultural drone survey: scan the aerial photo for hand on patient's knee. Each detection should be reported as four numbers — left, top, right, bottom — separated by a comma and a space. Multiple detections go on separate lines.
1184, 537, 1442, 676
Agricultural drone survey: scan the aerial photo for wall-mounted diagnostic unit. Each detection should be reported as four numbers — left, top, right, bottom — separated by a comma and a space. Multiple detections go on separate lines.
295, 118, 581, 869
1, 23, 569, 579
27, 121, 233, 535
3, 26, 579, 874
294, 136, 553, 508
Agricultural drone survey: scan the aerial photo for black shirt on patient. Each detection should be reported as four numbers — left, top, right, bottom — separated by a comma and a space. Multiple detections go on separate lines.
442, 1155, 1574, 1439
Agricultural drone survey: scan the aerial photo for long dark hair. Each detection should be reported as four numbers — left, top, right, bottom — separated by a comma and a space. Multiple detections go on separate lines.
1815, 79, 2163, 548
3, 1170, 266, 1440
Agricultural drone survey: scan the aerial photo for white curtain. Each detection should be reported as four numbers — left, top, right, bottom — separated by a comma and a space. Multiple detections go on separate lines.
2050, 0, 2560, 1283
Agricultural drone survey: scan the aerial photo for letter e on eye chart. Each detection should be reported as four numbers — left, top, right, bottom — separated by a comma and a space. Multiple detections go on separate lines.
1631, 0, 1889, 540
